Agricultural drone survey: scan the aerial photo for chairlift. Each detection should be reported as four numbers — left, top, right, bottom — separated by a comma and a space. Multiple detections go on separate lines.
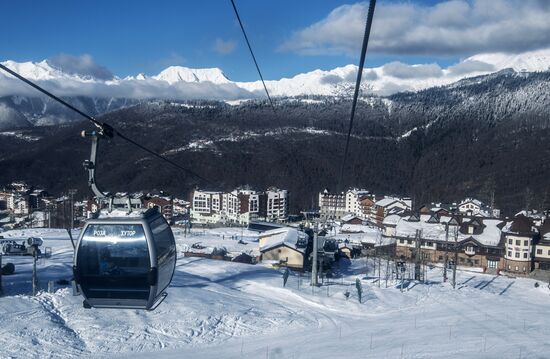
72, 128, 176, 310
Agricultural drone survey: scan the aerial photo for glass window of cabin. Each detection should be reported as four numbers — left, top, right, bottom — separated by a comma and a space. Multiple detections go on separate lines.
150, 217, 176, 262
77, 224, 150, 300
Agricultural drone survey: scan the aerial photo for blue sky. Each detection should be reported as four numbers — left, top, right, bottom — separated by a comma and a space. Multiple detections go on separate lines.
1, 0, 548, 81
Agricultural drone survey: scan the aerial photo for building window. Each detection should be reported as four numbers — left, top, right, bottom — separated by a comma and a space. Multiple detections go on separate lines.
427, 242, 433, 247
524, 240, 529, 246
400, 239, 405, 244
516, 240, 521, 246
515, 253, 520, 258
548, 250, 550, 255
537, 249, 542, 255
523, 253, 528, 259
508, 238, 512, 245
508, 251, 512, 257
407, 240, 412, 245
515, 266, 519, 271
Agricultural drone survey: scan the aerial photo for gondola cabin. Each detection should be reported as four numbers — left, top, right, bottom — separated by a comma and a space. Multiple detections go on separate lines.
73, 207, 176, 310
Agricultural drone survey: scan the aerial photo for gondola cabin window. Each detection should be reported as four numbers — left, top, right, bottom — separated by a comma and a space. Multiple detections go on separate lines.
77, 224, 151, 300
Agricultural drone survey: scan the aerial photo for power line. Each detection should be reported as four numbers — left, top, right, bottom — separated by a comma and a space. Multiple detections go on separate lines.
336, 0, 377, 192
0, 63, 214, 187
229, 0, 276, 114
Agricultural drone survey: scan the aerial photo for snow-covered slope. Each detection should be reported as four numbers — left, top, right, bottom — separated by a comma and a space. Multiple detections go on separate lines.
0, 49, 548, 129
153, 66, 231, 85
0, 227, 550, 358
470, 49, 550, 73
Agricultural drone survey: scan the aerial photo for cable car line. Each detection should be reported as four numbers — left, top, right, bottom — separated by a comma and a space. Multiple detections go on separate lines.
0, 63, 105, 130
336, 0, 376, 193
0, 63, 214, 186
229, 0, 276, 114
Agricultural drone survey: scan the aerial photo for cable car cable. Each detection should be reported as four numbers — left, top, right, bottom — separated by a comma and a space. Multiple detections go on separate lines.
325, 0, 376, 228
0, 63, 104, 130
229, 0, 276, 114
336, 0, 376, 193
0, 63, 215, 186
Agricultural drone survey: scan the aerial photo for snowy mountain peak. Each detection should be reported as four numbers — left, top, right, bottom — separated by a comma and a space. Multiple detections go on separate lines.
0, 60, 62, 81
468, 48, 550, 73
153, 66, 231, 85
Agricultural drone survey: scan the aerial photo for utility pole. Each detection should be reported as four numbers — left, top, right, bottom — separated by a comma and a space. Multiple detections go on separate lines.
69, 189, 77, 230
0, 253, 3, 296
311, 221, 319, 286
32, 248, 38, 295
414, 229, 422, 281
443, 223, 449, 282
452, 226, 458, 289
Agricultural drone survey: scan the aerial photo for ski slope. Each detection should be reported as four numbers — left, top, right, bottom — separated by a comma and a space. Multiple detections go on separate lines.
1, 228, 549, 358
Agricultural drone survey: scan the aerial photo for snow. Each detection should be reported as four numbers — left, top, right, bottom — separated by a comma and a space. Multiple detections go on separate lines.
2, 48, 549, 101
0, 227, 549, 358
0, 130, 41, 141
259, 227, 305, 253
394, 215, 503, 246
153, 66, 231, 85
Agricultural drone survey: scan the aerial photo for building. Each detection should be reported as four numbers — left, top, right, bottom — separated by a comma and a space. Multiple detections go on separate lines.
259, 227, 308, 270
28, 189, 48, 209
457, 198, 500, 217
390, 214, 505, 272
191, 187, 289, 225
0, 192, 15, 211
503, 214, 537, 274
144, 196, 174, 223
191, 190, 224, 224
345, 189, 373, 218
371, 197, 410, 224
534, 220, 550, 270
319, 189, 346, 220
13, 197, 29, 216
265, 188, 288, 221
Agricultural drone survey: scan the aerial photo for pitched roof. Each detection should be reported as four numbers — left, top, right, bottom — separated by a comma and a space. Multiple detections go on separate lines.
394, 214, 503, 246
259, 228, 306, 253
507, 214, 535, 234
539, 220, 550, 237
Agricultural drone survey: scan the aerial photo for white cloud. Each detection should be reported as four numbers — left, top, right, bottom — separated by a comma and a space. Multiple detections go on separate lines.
383, 62, 443, 79
48, 54, 113, 80
0, 73, 256, 101
213, 38, 237, 55
279, 0, 550, 56
447, 60, 495, 75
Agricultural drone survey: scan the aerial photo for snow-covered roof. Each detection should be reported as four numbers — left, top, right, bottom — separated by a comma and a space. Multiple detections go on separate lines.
459, 198, 483, 207
341, 224, 376, 233
393, 214, 503, 246
259, 228, 306, 253
375, 198, 399, 207
341, 214, 360, 222
383, 214, 401, 226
